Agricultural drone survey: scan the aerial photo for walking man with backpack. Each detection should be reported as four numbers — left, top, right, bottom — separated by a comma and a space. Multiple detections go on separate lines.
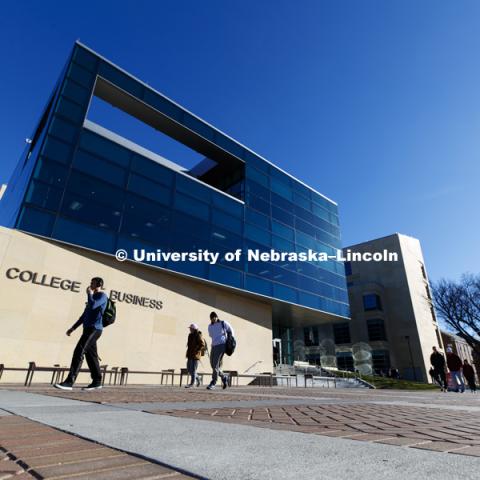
185, 323, 206, 388
430, 346, 447, 391
207, 311, 235, 390
54, 277, 109, 391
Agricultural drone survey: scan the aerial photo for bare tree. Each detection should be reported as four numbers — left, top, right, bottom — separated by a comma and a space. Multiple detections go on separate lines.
432, 274, 480, 360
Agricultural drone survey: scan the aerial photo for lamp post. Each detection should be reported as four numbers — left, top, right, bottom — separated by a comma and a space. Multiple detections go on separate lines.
405, 335, 417, 381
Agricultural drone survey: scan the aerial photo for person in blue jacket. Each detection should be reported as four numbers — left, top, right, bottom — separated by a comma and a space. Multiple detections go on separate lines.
54, 277, 107, 391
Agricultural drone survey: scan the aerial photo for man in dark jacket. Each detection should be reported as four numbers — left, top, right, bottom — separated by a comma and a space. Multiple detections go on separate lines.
462, 359, 477, 393
430, 346, 447, 391
54, 277, 108, 391
185, 324, 205, 388
446, 346, 465, 393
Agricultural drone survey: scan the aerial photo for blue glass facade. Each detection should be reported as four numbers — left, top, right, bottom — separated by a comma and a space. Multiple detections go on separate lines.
0, 42, 349, 319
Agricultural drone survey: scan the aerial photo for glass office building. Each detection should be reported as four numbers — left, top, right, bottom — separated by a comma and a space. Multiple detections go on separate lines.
0, 43, 349, 363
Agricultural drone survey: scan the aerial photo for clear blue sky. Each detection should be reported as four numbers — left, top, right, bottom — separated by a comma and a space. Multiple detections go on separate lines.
1, 1, 479, 282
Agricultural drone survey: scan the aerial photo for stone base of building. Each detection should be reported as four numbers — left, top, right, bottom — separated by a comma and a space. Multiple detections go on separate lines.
0, 227, 273, 384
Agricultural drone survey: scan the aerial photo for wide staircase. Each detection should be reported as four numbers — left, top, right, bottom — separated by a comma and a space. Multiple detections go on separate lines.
273, 362, 371, 388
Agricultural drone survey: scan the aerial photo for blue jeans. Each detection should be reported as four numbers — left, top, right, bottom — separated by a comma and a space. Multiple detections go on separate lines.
187, 358, 199, 385
450, 371, 465, 392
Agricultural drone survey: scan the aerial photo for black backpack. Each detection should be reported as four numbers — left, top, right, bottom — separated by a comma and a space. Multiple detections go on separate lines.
102, 298, 116, 327
222, 321, 236, 356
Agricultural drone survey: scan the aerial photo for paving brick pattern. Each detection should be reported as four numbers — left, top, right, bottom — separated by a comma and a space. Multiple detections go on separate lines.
73, 388, 480, 408
235, 386, 480, 406
151, 403, 480, 456
14, 386, 268, 404
10, 384, 480, 407
5, 385, 480, 460
0, 415, 195, 479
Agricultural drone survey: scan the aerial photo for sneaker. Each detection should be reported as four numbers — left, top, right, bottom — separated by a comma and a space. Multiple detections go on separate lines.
222, 375, 229, 390
185, 384, 193, 389
54, 381, 73, 391
82, 382, 102, 391
206, 383, 216, 390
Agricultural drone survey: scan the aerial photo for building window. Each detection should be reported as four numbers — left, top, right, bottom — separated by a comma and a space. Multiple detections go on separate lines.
420, 264, 427, 280
303, 327, 319, 346
24, 95, 56, 167
425, 285, 432, 300
336, 352, 354, 371
344, 261, 352, 276
333, 323, 351, 344
367, 319, 387, 342
372, 350, 391, 374
430, 306, 437, 322
363, 293, 382, 311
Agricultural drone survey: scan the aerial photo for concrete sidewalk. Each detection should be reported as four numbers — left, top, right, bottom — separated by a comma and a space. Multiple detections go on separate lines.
1, 388, 480, 480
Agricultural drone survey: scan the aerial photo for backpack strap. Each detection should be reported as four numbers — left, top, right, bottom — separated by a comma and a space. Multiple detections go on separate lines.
221, 320, 228, 337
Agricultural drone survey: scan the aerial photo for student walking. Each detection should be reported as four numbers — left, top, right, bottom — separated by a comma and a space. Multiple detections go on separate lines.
54, 277, 108, 391
185, 323, 205, 388
207, 311, 234, 390
446, 346, 465, 393
430, 346, 447, 391
462, 359, 477, 393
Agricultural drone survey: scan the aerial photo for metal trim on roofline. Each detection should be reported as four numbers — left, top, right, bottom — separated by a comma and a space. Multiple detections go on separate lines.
75, 40, 338, 207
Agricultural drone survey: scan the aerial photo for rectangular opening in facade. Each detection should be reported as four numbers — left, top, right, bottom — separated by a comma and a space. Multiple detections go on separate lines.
90, 76, 245, 200
87, 95, 205, 171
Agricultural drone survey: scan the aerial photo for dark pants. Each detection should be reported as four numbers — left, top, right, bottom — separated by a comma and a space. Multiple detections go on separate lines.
465, 377, 477, 392
433, 368, 447, 389
66, 328, 102, 384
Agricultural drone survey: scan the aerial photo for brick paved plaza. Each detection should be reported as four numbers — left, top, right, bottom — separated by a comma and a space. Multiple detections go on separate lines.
0, 415, 194, 479
1, 385, 479, 479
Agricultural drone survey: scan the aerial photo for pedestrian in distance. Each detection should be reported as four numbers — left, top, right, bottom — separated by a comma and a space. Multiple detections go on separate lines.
207, 311, 234, 390
462, 359, 477, 393
185, 323, 206, 388
446, 346, 465, 393
273, 344, 280, 367
54, 277, 108, 391
430, 346, 447, 391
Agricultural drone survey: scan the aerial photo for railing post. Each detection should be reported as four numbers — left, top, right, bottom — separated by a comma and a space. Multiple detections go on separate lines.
101, 365, 108, 386
51, 364, 60, 385
25, 362, 35, 387
120, 367, 128, 386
